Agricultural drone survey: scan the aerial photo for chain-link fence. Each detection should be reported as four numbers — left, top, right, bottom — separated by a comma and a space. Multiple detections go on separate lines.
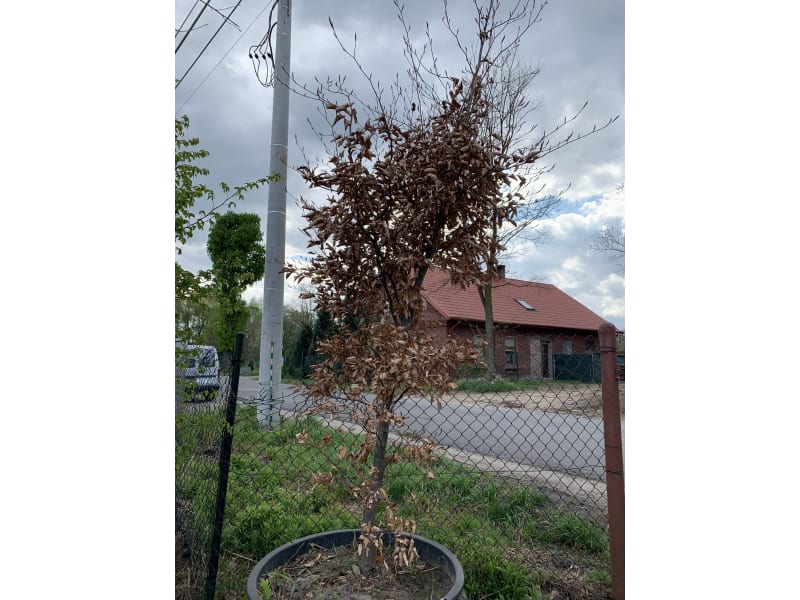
176, 332, 624, 600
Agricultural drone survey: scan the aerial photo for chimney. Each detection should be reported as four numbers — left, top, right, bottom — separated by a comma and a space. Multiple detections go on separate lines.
496, 264, 506, 279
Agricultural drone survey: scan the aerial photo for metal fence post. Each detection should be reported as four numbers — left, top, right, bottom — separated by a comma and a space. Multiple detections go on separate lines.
269, 341, 274, 427
204, 332, 245, 600
599, 322, 625, 600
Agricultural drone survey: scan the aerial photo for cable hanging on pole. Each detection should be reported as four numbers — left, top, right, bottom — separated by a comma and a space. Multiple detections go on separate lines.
248, 0, 280, 87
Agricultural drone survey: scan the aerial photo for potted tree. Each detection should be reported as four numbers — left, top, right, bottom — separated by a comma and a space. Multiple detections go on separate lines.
247, 1, 615, 597
248, 87, 490, 597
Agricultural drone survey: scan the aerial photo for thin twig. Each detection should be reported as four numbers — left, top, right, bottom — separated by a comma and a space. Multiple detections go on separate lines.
225, 551, 258, 563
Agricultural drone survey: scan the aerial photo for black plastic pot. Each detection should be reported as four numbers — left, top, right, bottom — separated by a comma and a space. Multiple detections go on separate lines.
246, 528, 465, 600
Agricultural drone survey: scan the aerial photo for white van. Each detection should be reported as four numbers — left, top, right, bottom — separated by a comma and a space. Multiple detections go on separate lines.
176, 344, 220, 400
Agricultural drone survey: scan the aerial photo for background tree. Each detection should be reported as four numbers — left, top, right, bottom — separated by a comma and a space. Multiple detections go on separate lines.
310, 309, 336, 368
283, 297, 337, 379
592, 219, 625, 254
474, 47, 566, 377
282, 304, 313, 378
241, 298, 263, 370
176, 295, 216, 345
590, 182, 625, 271
206, 212, 265, 356
175, 116, 274, 342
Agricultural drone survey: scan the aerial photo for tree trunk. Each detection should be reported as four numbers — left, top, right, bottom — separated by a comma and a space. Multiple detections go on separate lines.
478, 282, 496, 378
359, 419, 390, 574
483, 283, 496, 378
479, 219, 499, 379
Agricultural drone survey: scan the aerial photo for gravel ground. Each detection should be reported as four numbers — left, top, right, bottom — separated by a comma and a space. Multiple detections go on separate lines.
442, 382, 625, 419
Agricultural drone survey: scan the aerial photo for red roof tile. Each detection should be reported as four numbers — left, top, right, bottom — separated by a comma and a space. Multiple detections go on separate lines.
421, 268, 611, 332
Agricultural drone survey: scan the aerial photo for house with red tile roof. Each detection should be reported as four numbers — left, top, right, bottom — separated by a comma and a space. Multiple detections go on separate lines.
421, 268, 618, 380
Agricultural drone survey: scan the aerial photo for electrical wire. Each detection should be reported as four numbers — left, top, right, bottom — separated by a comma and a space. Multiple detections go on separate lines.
176, 0, 241, 40
248, 0, 280, 87
202, 1, 242, 31
175, 0, 244, 89
176, 0, 201, 38
176, 0, 272, 114
175, 0, 210, 54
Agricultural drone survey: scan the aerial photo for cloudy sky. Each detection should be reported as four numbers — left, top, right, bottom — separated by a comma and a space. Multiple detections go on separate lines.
174, 0, 625, 329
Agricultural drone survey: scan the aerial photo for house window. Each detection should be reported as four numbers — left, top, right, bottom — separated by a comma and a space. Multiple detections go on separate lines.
563, 340, 573, 355
585, 339, 595, 352
514, 298, 534, 310
505, 337, 517, 364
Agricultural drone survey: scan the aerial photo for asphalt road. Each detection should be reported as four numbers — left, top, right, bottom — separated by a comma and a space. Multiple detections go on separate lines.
233, 376, 622, 482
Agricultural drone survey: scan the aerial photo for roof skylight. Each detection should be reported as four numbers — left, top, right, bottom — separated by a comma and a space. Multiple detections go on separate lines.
515, 298, 534, 310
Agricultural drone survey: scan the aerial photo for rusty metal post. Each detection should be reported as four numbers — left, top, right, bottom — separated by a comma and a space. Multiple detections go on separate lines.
599, 322, 625, 599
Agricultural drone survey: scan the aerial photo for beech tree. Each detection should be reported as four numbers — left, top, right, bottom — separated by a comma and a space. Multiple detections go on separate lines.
288, 0, 616, 575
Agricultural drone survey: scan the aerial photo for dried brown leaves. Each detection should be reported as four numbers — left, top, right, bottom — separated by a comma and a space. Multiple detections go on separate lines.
284, 6, 554, 571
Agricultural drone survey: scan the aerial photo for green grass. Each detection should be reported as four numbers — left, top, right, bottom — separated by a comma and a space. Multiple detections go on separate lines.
280, 370, 313, 386
588, 567, 611, 585
454, 376, 584, 393
176, 406, 611, 599
526, 512, 609, 554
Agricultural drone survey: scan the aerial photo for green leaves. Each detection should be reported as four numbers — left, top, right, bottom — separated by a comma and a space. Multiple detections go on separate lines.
207, 212, 265, 293
175, 116, 214, 250
206, 212, 266, 351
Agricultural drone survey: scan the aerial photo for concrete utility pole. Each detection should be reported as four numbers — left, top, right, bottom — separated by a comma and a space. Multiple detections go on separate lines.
258, 0, 291, 422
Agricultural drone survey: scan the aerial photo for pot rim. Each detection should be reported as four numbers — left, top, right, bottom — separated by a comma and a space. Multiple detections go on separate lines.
246, 528, 465, 600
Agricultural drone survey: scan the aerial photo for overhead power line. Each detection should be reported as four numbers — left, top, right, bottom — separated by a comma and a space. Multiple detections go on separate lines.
176, 0, 201, 38
175, 0, 241, 53
176, 0, 272, 114
175, 0, 210, 54
202, 1, 242, 31
175, 0, 244, 89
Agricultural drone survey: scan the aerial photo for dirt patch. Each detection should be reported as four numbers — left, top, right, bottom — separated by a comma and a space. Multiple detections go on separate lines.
256, 543, 453, 599
175, 528, 203, 600
443, 382, 624, 419
505, 544, 612, 599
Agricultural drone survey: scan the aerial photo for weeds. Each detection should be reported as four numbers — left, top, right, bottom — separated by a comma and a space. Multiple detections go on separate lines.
524, 512, 609, 555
